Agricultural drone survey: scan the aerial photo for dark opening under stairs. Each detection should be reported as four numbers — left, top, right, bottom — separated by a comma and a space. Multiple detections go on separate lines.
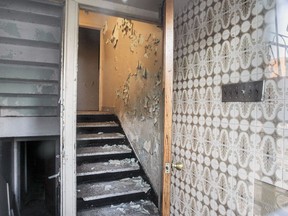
76, 111, 159, 216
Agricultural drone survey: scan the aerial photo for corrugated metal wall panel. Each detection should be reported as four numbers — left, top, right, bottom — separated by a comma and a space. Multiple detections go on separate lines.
0, 0, 63, 17
0, 0, 62, 117
0, 19, 61, 44
0, 96, 58, 107
0, 107, 58, 117
0, 64, 59, 81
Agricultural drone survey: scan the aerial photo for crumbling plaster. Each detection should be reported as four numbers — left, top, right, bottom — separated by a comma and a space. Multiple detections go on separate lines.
79, 9, 163, 196
101, 15, 163, 196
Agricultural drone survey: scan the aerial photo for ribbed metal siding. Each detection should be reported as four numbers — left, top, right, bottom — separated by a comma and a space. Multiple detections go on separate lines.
0, 0, 63, 117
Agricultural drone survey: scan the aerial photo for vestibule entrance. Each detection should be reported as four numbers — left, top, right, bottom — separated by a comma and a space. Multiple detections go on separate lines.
77, 27, 100, 111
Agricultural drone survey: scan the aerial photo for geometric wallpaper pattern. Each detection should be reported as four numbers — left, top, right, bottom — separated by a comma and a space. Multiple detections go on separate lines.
171, 0, 288, 215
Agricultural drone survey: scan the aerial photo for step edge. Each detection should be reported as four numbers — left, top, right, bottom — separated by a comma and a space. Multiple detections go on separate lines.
79, 189, 148, 202
76, 150, 132, 157
76, 166, 140, 176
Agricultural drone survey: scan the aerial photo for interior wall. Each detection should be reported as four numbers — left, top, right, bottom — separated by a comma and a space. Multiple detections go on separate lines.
79, 10, 164, 195
102, 16, 163, 196
172, 0, 288, 215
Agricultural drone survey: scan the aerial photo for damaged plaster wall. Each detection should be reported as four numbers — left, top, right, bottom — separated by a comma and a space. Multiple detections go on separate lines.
101, 15, 163, 196
79, 10, 163, 196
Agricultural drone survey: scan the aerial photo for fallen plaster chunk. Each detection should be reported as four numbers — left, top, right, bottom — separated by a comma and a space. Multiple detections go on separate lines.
104, 185, 112, 191
143, 140, 152, 154
105, 158, 138, 167
102, 144, 131, 150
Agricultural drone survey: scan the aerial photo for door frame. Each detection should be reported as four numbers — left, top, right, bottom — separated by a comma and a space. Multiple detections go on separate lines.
61, 0, 173, 215
161, 0, 174, 215
78, 10, 108, 112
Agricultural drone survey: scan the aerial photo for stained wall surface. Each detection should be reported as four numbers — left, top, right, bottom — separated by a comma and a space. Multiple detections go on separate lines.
79, 10, 164, 196
101, 16, 163, 196
172, 0, 288, 215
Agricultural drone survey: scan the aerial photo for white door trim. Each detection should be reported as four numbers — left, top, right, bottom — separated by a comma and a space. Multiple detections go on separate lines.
60, 0, 78, 216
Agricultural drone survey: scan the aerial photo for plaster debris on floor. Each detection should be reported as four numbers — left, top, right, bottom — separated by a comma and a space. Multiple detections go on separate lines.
77, 200, 159, 216
77, 177, 151, 201
77, 145, 132, 157
105, 158, 138, 167
77, 158, 140, 176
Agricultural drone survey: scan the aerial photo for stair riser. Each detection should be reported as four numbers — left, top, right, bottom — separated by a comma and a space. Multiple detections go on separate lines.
77, 139, 128, 147
77, 115, 118, 123
77, 170, 144, 184
77, 193, 149, 211
77, 127, 122, 134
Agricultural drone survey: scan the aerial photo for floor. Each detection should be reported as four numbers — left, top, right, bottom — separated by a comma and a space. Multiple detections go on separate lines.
21, 200, 52, 216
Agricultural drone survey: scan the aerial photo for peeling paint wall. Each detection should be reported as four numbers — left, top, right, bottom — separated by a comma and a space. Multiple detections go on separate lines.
103, 18, 162, 194
79, 10, 163, 196
101, 15, 163, 196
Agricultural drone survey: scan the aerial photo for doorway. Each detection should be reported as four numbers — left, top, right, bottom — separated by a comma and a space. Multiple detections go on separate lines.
19, 140, 59, 216
77, 28, 100, 111
61, 1, 169, 215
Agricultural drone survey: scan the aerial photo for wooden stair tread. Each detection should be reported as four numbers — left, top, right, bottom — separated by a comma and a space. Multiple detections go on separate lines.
77, 133, 125, 141
77, 200, 159, 216
77, 177, 150, 201
77, 145, 132, 157
77, 159, 140, 176
77, 121, 119, 128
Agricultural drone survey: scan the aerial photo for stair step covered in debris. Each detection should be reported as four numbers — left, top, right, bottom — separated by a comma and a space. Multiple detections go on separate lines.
77, 200, 159, 216
76, 112, 158, 213
77, 121, 121, 134
77, 112, 118, 123
77, 177, 150, 201
77, 121, 119, 128
77, 145, 132, 157
77, 132, 125, 141
77, 158, 140, 176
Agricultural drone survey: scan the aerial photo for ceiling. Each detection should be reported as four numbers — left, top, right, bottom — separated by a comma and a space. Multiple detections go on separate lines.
105, 0, 164, 12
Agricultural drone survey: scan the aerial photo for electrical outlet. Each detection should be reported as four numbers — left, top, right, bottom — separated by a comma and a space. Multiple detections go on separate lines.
222, 81, 264, 102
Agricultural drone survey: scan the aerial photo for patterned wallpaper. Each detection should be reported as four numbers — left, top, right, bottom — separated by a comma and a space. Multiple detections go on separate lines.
172, 0, 288, 215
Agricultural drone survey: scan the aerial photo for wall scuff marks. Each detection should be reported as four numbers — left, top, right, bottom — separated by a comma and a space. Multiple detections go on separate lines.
100, 14, 163, 196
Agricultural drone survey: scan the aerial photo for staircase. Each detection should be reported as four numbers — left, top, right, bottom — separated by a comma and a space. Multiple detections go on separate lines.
76, 111, 159, 215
